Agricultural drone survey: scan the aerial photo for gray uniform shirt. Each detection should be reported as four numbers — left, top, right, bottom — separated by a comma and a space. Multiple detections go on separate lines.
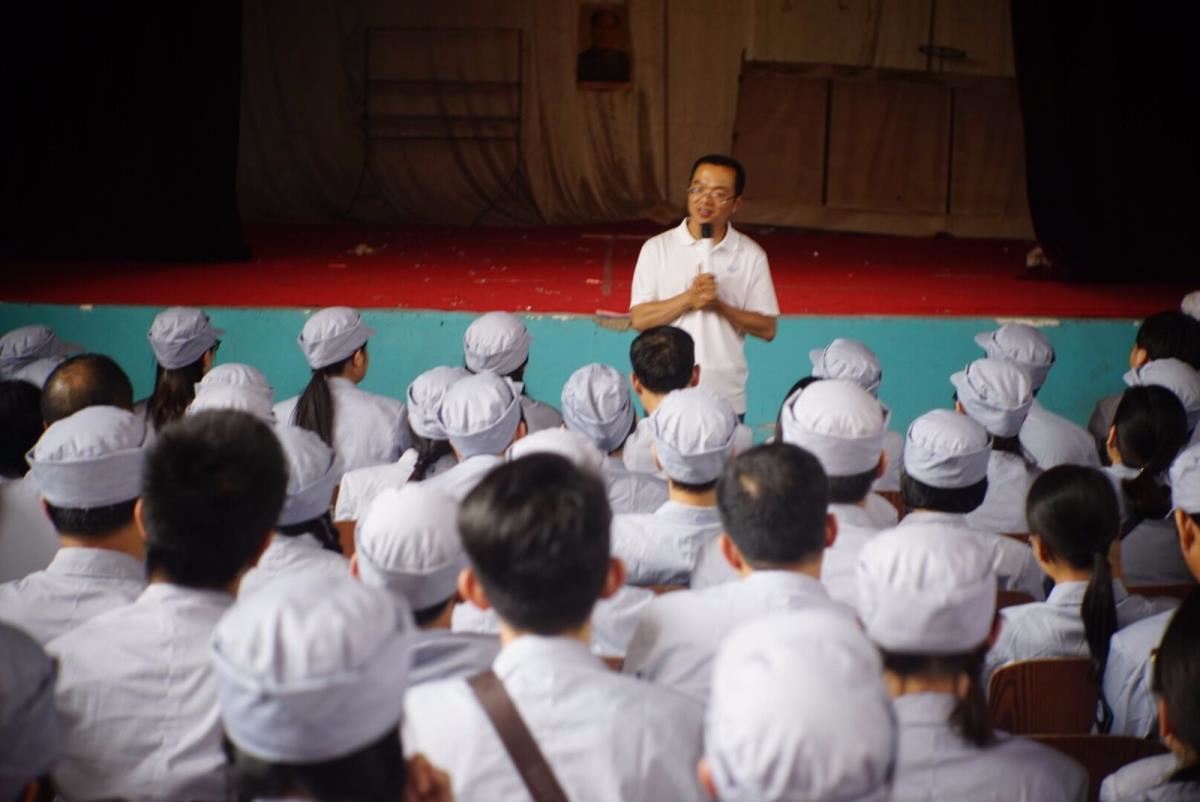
421, 454, 506, 502
275, 376, 411, 473
0, 475, 58, 583
611, 501, 723, 586
409, 629, 501, 686
1104, 608, 1173, 738
520, 394, 563, 434
238, 533, 349, 598
1101, 753, 1179, 802
1021, 399, 1102, 470
603, 456, 668, 515
964, 451, 1039, 535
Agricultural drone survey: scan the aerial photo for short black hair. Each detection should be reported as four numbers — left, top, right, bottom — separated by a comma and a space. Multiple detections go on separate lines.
900, 471, 988, 515
45, 499, 137, 539
690, 154, 746, 197
1151, 590, 1200, 770
224, 729, 407, 801
42, 353, 134, 425
630, 326, 694, 394
141, 410, 287, 589
458, 454, 611, 635
1136, 311, 1200, 369
670, 477, 719, 494
717, 443, 829, 566
828, 467, 878, 505
0, 380, 42, 479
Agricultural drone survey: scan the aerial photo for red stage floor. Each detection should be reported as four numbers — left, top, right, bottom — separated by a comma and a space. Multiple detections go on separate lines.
1, 223, 1189, 317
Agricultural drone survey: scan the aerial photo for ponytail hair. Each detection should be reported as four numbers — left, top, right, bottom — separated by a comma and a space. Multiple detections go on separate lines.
276, 511, 343, 554
1112, 386, 1188, 523
409, 430, 453, 483
292, 352, 356, 447
881, 646, 995, 748
146, 357, 206, 431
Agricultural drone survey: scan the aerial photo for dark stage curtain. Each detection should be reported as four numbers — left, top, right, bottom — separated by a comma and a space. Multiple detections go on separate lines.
1011, 3, 1193, 281
1, 2, 246, 261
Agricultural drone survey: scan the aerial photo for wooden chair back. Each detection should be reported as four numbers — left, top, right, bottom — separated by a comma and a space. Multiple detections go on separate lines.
988, 657, 1097, 735
996, 589, 1035, 610
1031, 734, 1168, 802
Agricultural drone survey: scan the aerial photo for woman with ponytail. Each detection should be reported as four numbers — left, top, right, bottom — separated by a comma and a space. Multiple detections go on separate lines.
275, 307, 410, 473
1107, 385, 1192, 584
856, 524, 1088, 800
983, 465, 1176, 713
143, 307, 223, 435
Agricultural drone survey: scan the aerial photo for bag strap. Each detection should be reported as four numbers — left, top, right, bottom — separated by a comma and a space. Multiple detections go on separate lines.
467, 670, 570, 802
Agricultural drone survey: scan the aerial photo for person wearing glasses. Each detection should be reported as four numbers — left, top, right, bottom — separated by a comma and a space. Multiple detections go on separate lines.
629, 155, 778, 420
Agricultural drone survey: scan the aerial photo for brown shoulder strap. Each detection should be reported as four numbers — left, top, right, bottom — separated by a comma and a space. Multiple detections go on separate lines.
467, 670, 570, 802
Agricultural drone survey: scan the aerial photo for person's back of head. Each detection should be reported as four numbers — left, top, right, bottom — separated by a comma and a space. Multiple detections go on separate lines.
292, 307, 374, 447
273, 424, 343, 553
1124, 358, 1200, 436
560, 363, 636, 454
41, 353, 135, 426
406, 366, 470, 481
651, 388, 738, 492
1151, 590, 1200, 782
0, 621, 62, 801
717, 443, 830, 570
975, 323, 1056, 393
1135, 311, 1200, 370
630, 326, 695, 394
951, 358, 1033, 457
0, 379, 42, 479
900, 409, 991, 515
458, 453, 612, 635
809, 338, 884, 396
146, 307, 223, 432
1111, 385, 1188, 521
1170, 444, 1200, 582
141, 410, 286, 590
463, 312, 532, 383
438, 372, 525, 459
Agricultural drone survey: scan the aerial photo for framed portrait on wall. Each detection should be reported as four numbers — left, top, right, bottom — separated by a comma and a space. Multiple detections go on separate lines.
577, 4, 631, 88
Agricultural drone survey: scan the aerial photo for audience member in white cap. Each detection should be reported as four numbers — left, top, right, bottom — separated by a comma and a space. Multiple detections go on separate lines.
1087, 311, 1200, 462
0, 324, 81, 379
623, 326, 753, 475
194, 361, 273, 405
1125, 357, 1200, 439
0, 621, 63, 801
810, 337, 905, 492
12, 354, 67, 389
404, 454, 705, 801
891, 410, 1046, 600
1184, 290, 1200, 321
422, 370, 527, 502
0, 407, 147, 643
611, 387, 738, 586
47, 410, 287, 801
238, 425, 346, 598
275, 306, 411, 473
142, 306, 224, 433
975, 322, 1100, 470
857, 524, 1088, 801
334, 365, 469, 525
1104, 443, 1200, 741
1105, 386, 1193, 584
463, 310, 563, 433
353, 483, 499, 685
212, 572, 452, 802
186, 382, 276, 422
625, 443, 853, 703
701, 608, 895, 802
561, 362, 668, 514
951, 357, 1039, 534
983, 465, 1174, 692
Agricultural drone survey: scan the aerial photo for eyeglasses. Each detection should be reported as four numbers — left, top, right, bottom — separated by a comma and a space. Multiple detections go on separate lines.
687, 185, 736, 204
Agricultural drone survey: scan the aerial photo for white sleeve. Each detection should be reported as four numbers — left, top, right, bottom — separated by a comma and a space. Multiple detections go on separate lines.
629, 239, 662, 308
742, 248, 779, 316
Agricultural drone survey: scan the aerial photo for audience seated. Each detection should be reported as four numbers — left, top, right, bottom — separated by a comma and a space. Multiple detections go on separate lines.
0, 621, 62, 801
0, 380, 56, 582
142, 307, 224, 435
0, 324, 81, 380
463, 311, 562, 433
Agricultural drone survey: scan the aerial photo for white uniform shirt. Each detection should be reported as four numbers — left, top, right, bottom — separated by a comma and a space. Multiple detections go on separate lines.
403, 635, 706, 802
1021, 400, 1102, 470
421, 454, 505, 502
1101, 754, 1179, 802
237, 534, 349, 598
623, 416, 754, 476
0, 548, 144, 644
984, 580, 1176, 686
820, 503, 882, 607
0, 475, 58, 583
275, 376, 410, 473
892, 692, 1089, 802
611, 501, 723, 586
410, 629, 502, 686
1126, 780, 1200, 801
629, 220, 779, 414
964, 451, 1040, 534
873, 428, 905, 492
334, 449, 418, 521
1122, 518, 1194, 585
520, 394, 563, 434
603, 456, 668, 515
865, 491, 901, 528
47, 583, 233, 802
1104, 608, 1173, 738
623, 571, 853, 703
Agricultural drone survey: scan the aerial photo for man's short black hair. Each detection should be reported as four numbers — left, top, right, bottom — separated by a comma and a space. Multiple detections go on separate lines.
42, 353, 134, 425
0, 380, 42, 479
1136, 311, 1200, 369
828, 467, 878, 505
141, 410, 287, 590
45, 499, 137, 539
690, 154, 746, 197
630, 326, 694, 394
717, 443, 829, 566
900, 471, 987, 515
458, 454, 611, 635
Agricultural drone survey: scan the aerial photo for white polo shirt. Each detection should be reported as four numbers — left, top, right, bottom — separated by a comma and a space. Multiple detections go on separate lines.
630, 220, 779, 414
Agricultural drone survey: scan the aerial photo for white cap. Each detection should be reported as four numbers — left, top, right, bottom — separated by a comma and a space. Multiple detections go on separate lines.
706, 610, 895, 802
272, 425, 342, 527
809, 339, 883, 397
857, 524, 997, 655
211, 573, 413, 764
903, 409, 991, 489
779, 380, 885, 477
12, 355, 67, 389
438, 372, 523, 458
406, 366, 471, 441
507, 428, 606, 475
974, 323, 1056, 391
27, 406, 145, 508
651, 388, 738, 484
1183, 291, 1200, 321
463, 312, 532, 376
0, 325, 81, 378
297, 307, 374, 370
187, 385, 275, 423
148, 308, 223, 370
355, 484, 465, 609
0, 623, 62, 799
560, 363, 636, 453
1018, 407, 1099, 469
950, 358, 1033, 438
195, 363, 274, 405
1170, 443, 1200, 514
1124, 358, 1200, 432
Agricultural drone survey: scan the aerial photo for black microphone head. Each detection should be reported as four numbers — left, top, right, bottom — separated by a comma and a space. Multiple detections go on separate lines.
700, 222, 713, 239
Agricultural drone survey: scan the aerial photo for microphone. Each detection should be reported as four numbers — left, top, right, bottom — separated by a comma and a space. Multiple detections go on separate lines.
699, 222, 714, 274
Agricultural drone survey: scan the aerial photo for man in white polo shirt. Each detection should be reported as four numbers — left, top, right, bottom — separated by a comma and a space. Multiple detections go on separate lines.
629, 154, 779, 418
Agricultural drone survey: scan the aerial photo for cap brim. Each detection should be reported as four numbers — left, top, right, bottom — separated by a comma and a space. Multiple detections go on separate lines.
973, 332, 992, 351
808, 348, 823, 370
